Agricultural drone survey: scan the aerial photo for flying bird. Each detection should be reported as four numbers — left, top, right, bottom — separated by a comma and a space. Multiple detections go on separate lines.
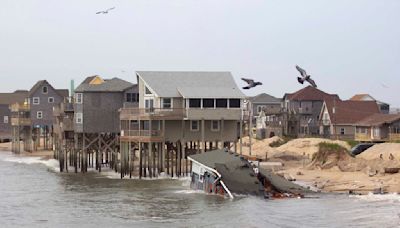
381, 83, 389, 89
241, 78, 262, 89
296, 65, 317, 88
96, 7, 115, 14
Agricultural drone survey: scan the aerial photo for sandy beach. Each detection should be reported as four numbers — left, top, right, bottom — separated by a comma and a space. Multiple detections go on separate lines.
243, 137, 400, 194
0, 142, 54, 159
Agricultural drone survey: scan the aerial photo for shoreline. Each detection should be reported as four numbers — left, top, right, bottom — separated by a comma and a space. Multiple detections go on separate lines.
1, 142, 399, 195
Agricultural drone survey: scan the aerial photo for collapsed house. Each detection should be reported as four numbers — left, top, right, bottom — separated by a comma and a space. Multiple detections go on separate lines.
188, 149, 310, 199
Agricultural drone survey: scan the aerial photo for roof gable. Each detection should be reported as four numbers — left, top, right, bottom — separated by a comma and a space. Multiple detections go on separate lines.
136, 71, 245, 98
250, 93, 281, 103
284, 86, 340, 102
28, 80, 67, 98
75, 76, 133, 92
324, 100, 380, 125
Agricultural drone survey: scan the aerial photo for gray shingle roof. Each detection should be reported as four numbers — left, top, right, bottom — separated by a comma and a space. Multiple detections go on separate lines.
0, 90, 28, 105
28, 80, 69, 98
136, 71, 245, 98
75, 77, 133, 92
250, 93, 282, 103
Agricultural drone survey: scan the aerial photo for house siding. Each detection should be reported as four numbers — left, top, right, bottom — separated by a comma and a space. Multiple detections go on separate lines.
29, 81, 65, 127
0, 104, 11, 138
77, 92, 124, 133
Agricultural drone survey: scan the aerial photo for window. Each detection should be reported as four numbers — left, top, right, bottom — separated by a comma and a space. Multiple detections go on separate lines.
33, 97, 40, 105
145, 86, 152, 95
189, 99, 201, 108
216, 99, 227, 108
190, 120, 199, 131
162, 98, 172, 109
76, 113, 83, 124
211, 120, 220, 131
48, 97, 54, 103
42, 86, 48, 94
126, 93, 138, 103
37, 111, 43, 119
340, 128, 345, 135
75, 93, 83, 104
257, 105, 266, 113
229, 99, 241, 108
203, 99, 214, 108
3, 116, 9, 124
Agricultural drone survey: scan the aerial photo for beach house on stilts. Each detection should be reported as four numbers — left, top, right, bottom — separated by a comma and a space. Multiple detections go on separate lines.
119, 71, 246, 179
55, 76, 138, 173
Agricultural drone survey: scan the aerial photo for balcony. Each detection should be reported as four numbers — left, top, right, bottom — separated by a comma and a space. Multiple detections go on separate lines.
10, 103, 30, 112
120, 129, 164, 142
186, 108, 242, 120
11, 118, 31, 126
120, 108, 185, 120
298, 107, 313, 114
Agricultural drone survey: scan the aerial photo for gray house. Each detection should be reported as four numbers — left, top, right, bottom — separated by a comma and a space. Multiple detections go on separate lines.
28, 80, 69, 127
9, 80, 68, 152
74, 76, 138, 133
66, 75, 138, 173
0, 90, 28, 142
119, 71, 245, 178
283, 86, 340, 137
249, 93, 283, 137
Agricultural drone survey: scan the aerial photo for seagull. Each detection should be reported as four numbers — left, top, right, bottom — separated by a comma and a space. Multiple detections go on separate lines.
381, 83, 389, 89
96, 7, 115, 14
241, 78, 262, 89
296, 65, 317, 88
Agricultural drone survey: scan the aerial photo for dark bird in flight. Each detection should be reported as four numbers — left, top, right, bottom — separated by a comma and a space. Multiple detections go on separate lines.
96, 7, 115, 14
296, 65, 317, 88
241, 78, 262, 89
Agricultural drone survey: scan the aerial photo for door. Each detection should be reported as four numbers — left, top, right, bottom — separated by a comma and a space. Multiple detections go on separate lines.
145, 99, 154, 112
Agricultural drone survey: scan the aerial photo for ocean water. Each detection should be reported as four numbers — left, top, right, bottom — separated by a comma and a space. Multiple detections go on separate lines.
0, 151, 399, 228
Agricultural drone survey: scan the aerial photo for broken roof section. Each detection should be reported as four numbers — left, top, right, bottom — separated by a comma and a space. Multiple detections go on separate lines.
136, 71, 245, 98
75, 76, 134, 92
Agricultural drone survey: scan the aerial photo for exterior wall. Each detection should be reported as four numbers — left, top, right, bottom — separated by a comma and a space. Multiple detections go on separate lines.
285, 100, 324, 136
252, 102, 281, 116
0, 104, 11, 138
76, 92, 124, 133
333, 125, 355, 139
123, 86, 139, 108
186, 108, 241, 121
164, 120, 238, 142
29, 82, 65, 127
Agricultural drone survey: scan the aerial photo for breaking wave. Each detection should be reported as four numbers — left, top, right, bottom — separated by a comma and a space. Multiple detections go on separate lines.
0, 153, 59, 172
350, 192, 400, 203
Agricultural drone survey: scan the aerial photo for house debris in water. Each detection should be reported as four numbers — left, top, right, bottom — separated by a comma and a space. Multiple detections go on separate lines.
188, 149, 311, 199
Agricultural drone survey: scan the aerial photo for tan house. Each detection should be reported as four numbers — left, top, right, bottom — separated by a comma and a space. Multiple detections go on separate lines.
119, 71, 245, 178
354, 114, 400, 142
319, 100, 380, 140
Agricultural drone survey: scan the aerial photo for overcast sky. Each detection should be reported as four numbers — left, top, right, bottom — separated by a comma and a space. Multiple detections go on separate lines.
1, 0, 399, 106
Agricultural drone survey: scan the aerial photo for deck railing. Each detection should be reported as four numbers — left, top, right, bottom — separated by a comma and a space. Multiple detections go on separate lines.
10, 103, 30, 112
355, 133, 370, 141
11, 118, 31, 126
121, 130, 163, 137
120, 108, 186, 120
